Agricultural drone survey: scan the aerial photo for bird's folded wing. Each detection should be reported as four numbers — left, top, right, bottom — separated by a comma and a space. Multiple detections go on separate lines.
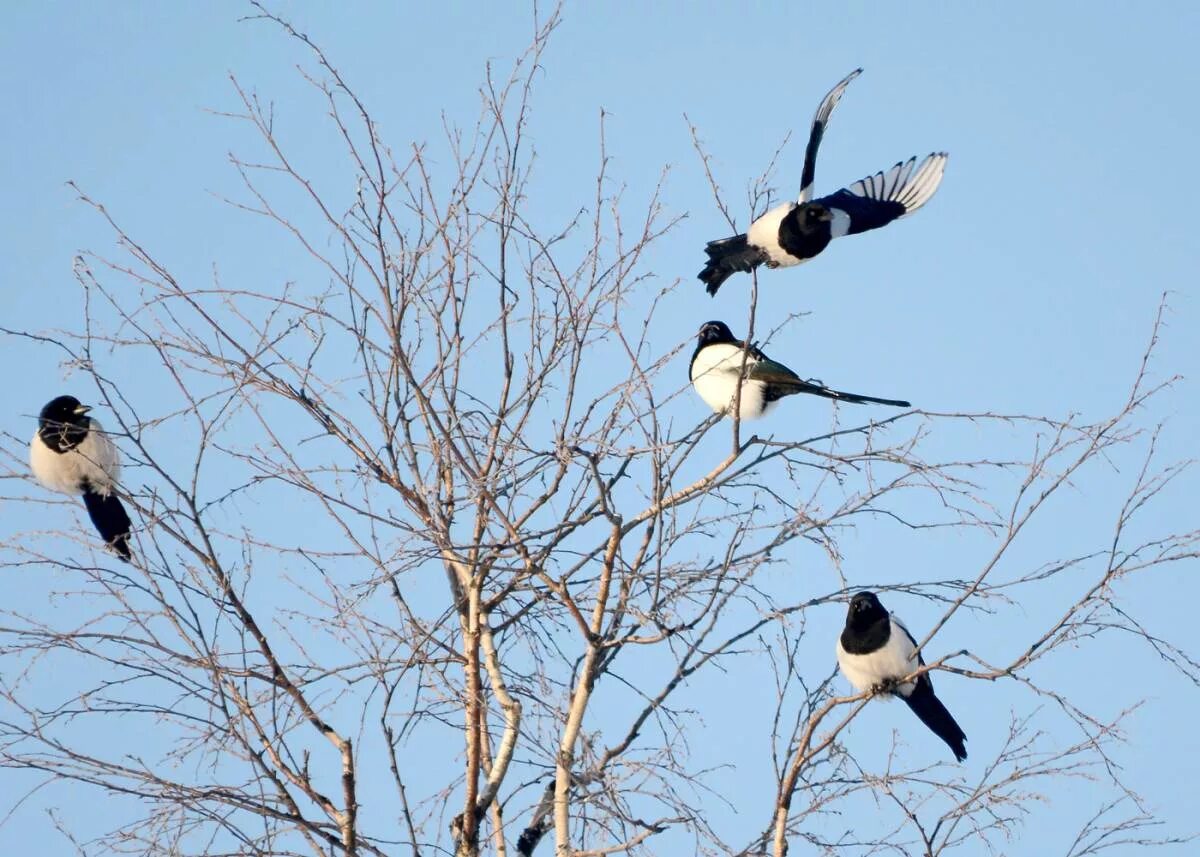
894, 617, 936, 687
746, 358, 804, 385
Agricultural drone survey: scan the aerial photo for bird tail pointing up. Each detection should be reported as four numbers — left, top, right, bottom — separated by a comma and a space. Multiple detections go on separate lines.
903, 678, 967, 762
82, 489, 133, 562
698, 234, 767, 296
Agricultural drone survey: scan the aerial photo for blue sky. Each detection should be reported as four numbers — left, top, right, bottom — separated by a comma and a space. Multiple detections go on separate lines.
2, 3, 1198, 854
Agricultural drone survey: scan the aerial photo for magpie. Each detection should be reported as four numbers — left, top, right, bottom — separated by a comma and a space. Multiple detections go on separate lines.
690, 321, 910, 420
836, 591, 967, 762
29, 395, 132, 562
699, 69, 949, 295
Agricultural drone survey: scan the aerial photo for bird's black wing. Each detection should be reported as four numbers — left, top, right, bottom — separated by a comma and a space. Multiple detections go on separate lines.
799, 68, 862, 203
748, 362, 910, 408
894, 619, 967, 761
82, 489, 132, 562
815, 153, 948, 235
744, 355, 802, 403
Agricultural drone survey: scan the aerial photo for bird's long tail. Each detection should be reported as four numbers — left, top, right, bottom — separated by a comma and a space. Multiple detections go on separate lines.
698, 234, 766, 296
903, 679, 967, 761
785, 379, 911, 408
83, 489, 133, 562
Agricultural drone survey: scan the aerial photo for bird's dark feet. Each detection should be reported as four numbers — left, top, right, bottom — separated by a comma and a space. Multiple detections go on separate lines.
871, 678, 899, 695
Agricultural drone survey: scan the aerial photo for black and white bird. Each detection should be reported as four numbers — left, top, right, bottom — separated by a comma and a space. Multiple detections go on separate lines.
30, 395, 132, 562
836, 591, 967, 762
690, 321, 910, 420
699, 69, 949, 295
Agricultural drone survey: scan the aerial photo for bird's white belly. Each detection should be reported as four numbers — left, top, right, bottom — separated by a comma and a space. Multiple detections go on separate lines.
747, 202, 804, 267
837, 634, 918, 696
690, 344, 771, 420
30, 429, 120, 496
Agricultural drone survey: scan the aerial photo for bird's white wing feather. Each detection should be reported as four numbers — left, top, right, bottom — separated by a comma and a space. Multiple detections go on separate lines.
798, 68, 863, 203
846, 153, 948, 216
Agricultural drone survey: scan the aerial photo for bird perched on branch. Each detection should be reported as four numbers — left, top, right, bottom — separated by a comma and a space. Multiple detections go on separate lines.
689, 321, 910, 420
836, 590, 967, 761
699, 68, 948, 296
30, 395, 132, 562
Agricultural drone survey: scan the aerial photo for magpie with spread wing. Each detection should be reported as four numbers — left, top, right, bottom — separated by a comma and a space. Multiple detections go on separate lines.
699, 69, 948, 296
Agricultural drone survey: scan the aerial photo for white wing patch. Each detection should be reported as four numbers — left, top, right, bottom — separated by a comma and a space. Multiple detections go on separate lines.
847, 152, 948, 215
829, 208, 852, 239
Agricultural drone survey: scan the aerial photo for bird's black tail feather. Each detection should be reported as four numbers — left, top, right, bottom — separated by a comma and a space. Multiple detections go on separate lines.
903, 678, 967, 761
698, 234, 764, 296
83, 489, 132, 562
792, 381, 911, 408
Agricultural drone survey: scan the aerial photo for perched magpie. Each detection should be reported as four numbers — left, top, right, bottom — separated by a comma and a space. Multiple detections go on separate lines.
699, 69, 948, 295
29, 395, 132, 562
836, 591, 967, 762
690, 321, 910, 420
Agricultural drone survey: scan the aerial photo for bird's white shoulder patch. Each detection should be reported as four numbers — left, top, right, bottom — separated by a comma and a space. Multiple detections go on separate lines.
690, 343, 771, 420
829, 208, 852, 239
30, 421, 121, 497
747, 202, 802, 267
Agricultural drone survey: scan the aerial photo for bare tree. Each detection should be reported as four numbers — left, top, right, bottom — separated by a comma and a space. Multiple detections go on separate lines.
1, 7, 1195, 857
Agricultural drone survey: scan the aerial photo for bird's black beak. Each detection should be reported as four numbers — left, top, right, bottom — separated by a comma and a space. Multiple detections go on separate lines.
74, 404, 92, 415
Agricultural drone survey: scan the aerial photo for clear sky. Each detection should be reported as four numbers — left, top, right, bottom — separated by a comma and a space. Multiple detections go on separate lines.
2, 3, 1198, 854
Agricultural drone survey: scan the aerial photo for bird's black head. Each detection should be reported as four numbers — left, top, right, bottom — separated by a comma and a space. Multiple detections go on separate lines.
803, 203, 834, 227
697, 320, 736, 347
39, 395, 90, 428
846, 590, 888, 628
38, 395, 92, 451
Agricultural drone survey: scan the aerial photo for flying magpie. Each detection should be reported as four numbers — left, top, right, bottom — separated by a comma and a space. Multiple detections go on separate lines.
29, 395, 132, 562
836, 591, 967, 762
690, 321, 910, 420
699, 69, 948, 295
